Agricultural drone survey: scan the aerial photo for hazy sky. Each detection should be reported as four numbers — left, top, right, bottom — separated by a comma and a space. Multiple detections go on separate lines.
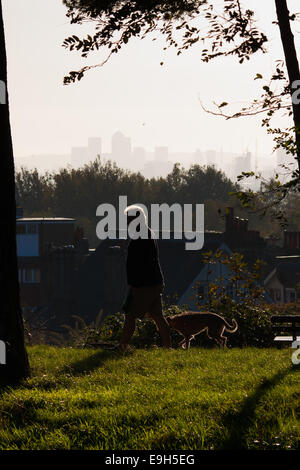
2, 0, 300, 164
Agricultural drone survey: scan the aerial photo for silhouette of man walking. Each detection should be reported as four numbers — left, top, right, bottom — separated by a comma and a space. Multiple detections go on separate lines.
119, 205, 172, 351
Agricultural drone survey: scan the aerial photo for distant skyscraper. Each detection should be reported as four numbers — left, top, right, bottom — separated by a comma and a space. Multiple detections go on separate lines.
154, 146, 168, 162
88, 137, 102, 161
205, 149, 217, 166
111, 131, 131, 166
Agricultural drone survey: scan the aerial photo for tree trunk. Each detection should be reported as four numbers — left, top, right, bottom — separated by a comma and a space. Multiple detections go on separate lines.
275, 0, 300, 174
0, 0, 30, 383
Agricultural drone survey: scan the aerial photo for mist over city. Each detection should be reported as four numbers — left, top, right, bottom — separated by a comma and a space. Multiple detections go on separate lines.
3, 0, 298, 185
14, 130, 296, 189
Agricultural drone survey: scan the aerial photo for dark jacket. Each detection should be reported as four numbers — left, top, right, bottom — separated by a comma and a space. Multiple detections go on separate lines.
126, 228, 164, 287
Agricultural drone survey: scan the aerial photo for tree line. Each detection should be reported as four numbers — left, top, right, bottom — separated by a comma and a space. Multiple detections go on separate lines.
15, 158, 300, 248
16, 159, 239, 246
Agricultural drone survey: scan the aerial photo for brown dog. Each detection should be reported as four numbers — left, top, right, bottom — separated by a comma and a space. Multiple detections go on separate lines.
166, 311, 238, 349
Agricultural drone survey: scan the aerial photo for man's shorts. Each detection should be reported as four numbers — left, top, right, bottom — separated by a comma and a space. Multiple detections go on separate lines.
122, 284, 164, 319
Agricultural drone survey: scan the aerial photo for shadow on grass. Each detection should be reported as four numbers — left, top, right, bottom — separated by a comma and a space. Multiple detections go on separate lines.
0, 383, 11, 398
0, 347, 134, 395
219, 364, 300, 449
0, 375, 30, 396
60, 348, 134, 377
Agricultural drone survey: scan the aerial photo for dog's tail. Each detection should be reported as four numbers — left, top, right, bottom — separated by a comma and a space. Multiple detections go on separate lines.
223, 318, 238, 333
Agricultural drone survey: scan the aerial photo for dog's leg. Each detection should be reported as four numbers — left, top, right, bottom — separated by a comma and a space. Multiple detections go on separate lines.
220, 335, 228, 348
207, 328, 224, 348
184, 336, 190, 349
206, 328, 216, 345
180, 335, 193, 349
185, 335, 195, 349
214, 337, 223, 348
215, 333, 228, 348
219, 327, 228, 348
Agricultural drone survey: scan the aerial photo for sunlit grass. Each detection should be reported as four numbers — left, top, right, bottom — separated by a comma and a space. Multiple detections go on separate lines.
0, 346, 299, 450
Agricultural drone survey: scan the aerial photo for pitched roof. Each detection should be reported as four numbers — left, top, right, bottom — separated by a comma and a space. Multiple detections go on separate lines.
158, 234, 224, 300
276, 262, 300, 288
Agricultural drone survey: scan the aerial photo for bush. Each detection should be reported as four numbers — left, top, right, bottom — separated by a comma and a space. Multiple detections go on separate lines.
44, 291, 300, 350
56, 301, 277, 349
183, 249, 277, 348
203, 299, 275, 347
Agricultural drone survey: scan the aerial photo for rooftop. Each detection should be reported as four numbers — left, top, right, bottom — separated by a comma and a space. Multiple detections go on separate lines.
17, 218, 75, 223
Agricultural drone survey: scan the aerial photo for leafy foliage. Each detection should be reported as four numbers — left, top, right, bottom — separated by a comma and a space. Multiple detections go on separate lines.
187, 249, 276, 347
60, 305, 184, 349
61, 311, 106, 347
62, 0, 267, 83
15, 158, 241, 246
15, 157, 300, 241
61, 0, 300, 223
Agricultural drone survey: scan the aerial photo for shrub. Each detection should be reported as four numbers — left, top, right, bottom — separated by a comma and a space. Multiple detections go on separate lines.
204, 298, 275, 347
187, 250, 276, 347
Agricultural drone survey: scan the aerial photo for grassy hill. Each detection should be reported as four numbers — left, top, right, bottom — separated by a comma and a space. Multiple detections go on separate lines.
0, 346, 299, 450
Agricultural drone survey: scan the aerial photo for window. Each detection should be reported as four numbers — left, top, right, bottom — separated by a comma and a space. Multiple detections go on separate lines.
24, 268, 31, 283
27, 224, 37, 234
16, 224, 26, 234
16, 224, 38, 235
289, 291, 296, 302
33, 268, 40, 283
22, 267, 40, 284
274, 288, 281, 302
269, 288, 281, 302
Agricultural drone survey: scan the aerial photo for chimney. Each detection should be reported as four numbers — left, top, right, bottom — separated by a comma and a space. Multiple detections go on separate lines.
225, 207, 234, 232
284, 231, 300, 249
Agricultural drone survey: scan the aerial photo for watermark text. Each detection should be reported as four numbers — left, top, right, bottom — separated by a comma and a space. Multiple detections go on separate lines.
96, 196, 204, 250
0, 340, 6, 365
0, 80, 6, 104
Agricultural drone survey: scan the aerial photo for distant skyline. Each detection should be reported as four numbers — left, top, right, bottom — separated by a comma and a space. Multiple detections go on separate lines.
3, 0, 300, 174
16, 130, 294, 189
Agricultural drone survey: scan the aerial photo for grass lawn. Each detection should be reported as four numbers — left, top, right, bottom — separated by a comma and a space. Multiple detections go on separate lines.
0, 345, 299, 450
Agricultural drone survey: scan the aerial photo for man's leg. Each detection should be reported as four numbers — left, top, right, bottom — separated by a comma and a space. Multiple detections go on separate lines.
148, 286, 172, 348
119, 314, 136, 351
150, 313, 172, 348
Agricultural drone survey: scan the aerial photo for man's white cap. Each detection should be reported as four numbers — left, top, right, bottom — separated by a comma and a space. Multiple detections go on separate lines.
124, 204, 147, 223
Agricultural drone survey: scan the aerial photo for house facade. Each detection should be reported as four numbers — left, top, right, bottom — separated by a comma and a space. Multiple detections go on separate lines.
178, 243, 234, 309
17, 217, 76, 307
264, 260, 300, 304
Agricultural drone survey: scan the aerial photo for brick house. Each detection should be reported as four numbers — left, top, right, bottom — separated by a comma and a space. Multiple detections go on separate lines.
16, 212, 90, 329
17, 216, 76, 306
